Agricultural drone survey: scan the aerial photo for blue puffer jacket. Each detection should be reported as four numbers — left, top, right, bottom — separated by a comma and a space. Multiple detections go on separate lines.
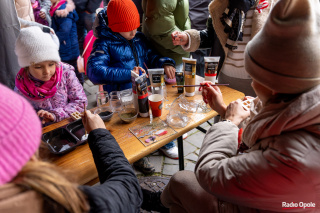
51, 2, 80, 61
87, 9, 175, 93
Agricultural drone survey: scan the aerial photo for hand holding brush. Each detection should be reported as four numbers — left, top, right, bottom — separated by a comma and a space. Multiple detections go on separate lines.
82, 103, 106, 135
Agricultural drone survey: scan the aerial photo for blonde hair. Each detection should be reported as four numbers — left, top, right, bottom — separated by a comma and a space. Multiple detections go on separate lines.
13, 161, 90, 213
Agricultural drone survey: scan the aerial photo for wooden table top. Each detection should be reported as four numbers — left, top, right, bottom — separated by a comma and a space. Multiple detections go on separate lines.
40, 77, 244, 185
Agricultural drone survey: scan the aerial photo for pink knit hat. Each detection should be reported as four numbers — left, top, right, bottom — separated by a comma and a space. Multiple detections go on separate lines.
0, 83, 42, 185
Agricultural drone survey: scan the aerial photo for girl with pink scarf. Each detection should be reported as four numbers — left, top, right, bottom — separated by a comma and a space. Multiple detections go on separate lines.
14, 26, 87, 125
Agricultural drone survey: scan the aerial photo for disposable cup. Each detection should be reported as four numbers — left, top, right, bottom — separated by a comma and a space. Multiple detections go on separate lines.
148, 94, 164, 117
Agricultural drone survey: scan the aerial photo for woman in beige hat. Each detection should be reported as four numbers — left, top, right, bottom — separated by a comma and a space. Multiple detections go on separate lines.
142, 0, 320, 212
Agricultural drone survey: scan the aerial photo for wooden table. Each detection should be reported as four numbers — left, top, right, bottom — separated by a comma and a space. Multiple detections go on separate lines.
41, 77, 244, 185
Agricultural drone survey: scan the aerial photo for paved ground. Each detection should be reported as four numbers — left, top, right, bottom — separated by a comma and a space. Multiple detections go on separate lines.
83, 78, 213, 211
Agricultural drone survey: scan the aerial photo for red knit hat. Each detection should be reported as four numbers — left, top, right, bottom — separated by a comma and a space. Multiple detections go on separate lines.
107, 0, 140, 32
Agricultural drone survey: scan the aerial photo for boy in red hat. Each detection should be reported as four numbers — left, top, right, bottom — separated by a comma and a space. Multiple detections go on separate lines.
87, 0, 179, 174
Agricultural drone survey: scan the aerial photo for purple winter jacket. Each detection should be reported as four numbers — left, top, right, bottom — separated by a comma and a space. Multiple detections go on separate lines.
15, 62, 87, 123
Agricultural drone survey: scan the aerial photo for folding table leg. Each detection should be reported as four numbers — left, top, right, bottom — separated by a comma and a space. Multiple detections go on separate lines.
177, 136, 184, 170
196, 126, 207, 134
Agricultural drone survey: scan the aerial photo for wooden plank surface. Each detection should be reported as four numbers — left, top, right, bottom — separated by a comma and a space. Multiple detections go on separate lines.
40, 77, 244, 185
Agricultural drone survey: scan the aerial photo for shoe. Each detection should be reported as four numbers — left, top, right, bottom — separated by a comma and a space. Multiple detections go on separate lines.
141, 188, 170, 213
183, 133, 188, 139
133, 157, 155, 175
160, 146, 178, 159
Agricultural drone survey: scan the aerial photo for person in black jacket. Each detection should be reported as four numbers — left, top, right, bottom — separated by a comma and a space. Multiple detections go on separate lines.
80, 109, 143, 212
74, 0, 102, 53
188, 0, 212, 77
0, 82, 142, 213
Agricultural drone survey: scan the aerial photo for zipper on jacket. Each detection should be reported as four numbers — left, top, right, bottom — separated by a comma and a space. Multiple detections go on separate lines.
128, 40, 139, 67
114, 33, 140, 67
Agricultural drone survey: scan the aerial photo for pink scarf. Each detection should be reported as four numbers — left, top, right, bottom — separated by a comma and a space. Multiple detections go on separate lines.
50, 0, 66, 17
15, 64, 63, 101
31, 0, 38, 9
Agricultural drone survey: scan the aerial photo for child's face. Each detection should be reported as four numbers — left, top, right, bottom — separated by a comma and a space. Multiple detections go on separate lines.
28, 61, 56, 81
119, 29, 137, 40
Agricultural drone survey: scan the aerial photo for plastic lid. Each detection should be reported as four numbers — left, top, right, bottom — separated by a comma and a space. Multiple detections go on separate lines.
185, 92, 195, 97
139, 112, 149, 117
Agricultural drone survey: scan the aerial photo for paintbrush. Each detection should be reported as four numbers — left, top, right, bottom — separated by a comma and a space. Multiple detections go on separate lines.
143, 62, 148, 70
172, 83, 229, 88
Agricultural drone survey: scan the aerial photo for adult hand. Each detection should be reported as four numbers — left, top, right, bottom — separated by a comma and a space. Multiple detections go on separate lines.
225, 99, 250, 126
171, 31, 188, 46
82, 110, 106, 133
37, 110, 55, 124
201, 82, 227, 117
164, 65, 176, 79
39, 11, 46, 19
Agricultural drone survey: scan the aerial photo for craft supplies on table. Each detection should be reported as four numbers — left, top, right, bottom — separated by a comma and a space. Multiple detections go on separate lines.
129, 118, 177, 146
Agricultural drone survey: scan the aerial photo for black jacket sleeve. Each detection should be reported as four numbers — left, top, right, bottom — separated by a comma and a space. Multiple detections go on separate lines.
86, 0, 102, 13
80, 128, 142, 213
74, 0, 101, 13
199, 17, 216, 49
199, 17, 225, 75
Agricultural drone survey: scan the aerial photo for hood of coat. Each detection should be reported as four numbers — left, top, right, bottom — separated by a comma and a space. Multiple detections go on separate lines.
0, 183, 43, 213
243, 84, 320, 148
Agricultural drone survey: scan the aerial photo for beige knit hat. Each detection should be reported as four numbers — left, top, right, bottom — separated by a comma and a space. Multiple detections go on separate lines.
15, 26, 61, 68
245, 0, 320, 94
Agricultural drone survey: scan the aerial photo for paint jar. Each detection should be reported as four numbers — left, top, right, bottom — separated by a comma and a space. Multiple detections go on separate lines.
148, 68, 164, 95
135, 74, 149, 117
204, 57, 220, 83
182, 57, 197, 97
131, 71, 139, 112
175, 70, 184, 93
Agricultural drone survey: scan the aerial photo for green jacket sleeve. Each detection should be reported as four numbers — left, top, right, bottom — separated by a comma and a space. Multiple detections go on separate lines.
142, 0, 190, 55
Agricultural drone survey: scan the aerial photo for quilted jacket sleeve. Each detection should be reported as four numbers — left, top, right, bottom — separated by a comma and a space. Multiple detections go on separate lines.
86, 40, 133, 85
49, 65, 87, 122
53, 14, 72, 44
141, 33, 176, 68
80, 129, 142, 213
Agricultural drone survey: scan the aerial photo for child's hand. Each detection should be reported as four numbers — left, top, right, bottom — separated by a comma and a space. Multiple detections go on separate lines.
133, 66, 146, 74
82, 110, 106, 133
172, 31, 188, 46
37, 110, 55, 124
39, 11, 46, 20
225, 99, 250, 126
201, 81, 227, 117
55, 9, 69, 17
164, 65, 175, 79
